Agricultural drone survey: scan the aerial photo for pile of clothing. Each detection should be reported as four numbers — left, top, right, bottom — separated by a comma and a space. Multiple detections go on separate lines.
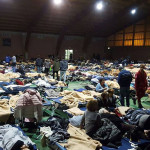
39, 116, 70, 145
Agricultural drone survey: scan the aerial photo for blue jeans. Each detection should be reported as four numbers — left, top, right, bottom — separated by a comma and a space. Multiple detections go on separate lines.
120, 87, 130, 107
12, 66, 16, 72
60, 71, 66, 82
0, 85, 30, 94
0, 82, 10, 86
0, 84, 13, 94
37, 66, 41, 73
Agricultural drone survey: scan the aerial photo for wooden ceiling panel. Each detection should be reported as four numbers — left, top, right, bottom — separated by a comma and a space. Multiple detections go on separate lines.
0, 0, 149, 36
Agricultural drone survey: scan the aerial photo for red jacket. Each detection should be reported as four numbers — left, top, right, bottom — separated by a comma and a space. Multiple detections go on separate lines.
135, 70, 147, 91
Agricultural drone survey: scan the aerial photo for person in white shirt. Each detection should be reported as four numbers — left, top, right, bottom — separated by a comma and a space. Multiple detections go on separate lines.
11, 55, 16, 72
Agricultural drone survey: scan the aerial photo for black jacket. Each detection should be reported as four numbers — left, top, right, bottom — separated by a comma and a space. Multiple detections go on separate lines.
92, 118, 122, 148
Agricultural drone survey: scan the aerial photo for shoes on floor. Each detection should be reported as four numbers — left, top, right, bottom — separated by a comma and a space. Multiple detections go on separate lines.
132, 98, 136, 105
138, 103, 144, 108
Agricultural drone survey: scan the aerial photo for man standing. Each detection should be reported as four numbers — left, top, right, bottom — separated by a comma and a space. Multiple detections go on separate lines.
60, 58, 68, 82
5, 55, 11, 64
36, 55, 43, 73
118, 67, 132, 107
135, 65, 148, 108
53, 58, 60, 80
11, 55, 16, 72
44, 59, 51, 76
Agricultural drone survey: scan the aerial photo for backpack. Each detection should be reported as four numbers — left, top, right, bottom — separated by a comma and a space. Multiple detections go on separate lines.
119, 71, 132, 84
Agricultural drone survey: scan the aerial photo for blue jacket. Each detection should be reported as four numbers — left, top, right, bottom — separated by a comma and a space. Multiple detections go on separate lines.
36, 58, 43, 66
5, 56, 11, 63
118, 70, 132, 87
60, 60, 68, 71
96, 83, 108, 92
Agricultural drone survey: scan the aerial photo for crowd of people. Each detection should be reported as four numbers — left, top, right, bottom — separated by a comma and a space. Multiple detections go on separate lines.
95, 64, 148, 108
3, 55, 149, 109
1, 54, 150, 149
3, 55, 69, 83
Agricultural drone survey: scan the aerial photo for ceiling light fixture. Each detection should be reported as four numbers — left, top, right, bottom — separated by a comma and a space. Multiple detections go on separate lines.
96, 1, 103, 10
53, 0, 62, 5
131, 9, 136, 15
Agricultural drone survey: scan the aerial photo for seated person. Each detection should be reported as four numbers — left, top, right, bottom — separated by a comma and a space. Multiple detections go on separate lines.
107, 88, 117, 108
96, 78, 108, 92
97, 92, 109, 109
80, 100, 101, 137
16, 65, 25, 77
80, 100, 140, 142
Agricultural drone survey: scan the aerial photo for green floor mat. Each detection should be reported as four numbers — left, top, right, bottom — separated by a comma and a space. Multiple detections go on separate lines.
66, 81, 90, 91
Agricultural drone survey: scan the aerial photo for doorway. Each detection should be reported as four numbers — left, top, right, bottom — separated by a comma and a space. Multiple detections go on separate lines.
65, 49, 73, 60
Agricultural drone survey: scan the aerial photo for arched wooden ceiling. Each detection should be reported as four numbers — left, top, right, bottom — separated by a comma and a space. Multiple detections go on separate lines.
0, 0, 149, 37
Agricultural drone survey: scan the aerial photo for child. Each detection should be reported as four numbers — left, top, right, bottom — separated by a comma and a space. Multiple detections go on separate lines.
97, 92, 109, 109
107, 88, 117, 108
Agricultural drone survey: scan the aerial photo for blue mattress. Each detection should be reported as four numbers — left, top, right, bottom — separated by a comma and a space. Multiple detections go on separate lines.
55, 143, 67, 150
51, 96, 64, 104
43, 98, 52, 106
74, 88, 86, 92
79, 107, 86, 111
102, 138, 150, 150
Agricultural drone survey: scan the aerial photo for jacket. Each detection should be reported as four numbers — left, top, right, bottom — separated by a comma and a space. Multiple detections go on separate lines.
125, 109, 150, 125
44, 61, 51, 69
53, 60, 60, 71
60, 60, 68, 71
5, 56, 11, 63
118, 70, 132, 87
96, 83, 108, 92
135, 70, 147, 91
14, 89, 43, 122
36, 58, 43, 66
92, 118, 122, 148
107, 95, 117, 108
12, 56, 16, 63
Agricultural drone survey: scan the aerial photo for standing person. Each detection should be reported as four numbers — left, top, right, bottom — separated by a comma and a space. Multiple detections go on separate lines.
60, 58, 68, 82
44, 59, 51, 76
35, 55, 43, 73
5, 55, 11, 64
53, 58, 60, 80
118, 67, 132, 107
135, 65, 148, 108
11, 55, 16, 72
